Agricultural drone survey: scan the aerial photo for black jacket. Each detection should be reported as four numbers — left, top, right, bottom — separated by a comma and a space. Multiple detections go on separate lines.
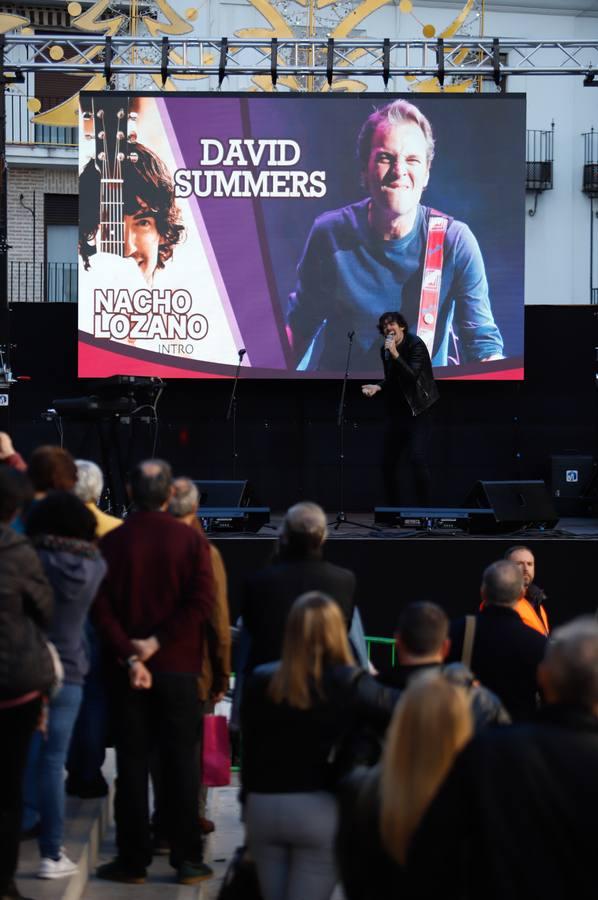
0, 525, 55, 700
336, 765, 406, 900
448, 605, 547, 721
242, 554, 356, 672
241, 662, 399, 796
381, 331, 439, 417
409, 705, 598, 900
379, 662, 511, 730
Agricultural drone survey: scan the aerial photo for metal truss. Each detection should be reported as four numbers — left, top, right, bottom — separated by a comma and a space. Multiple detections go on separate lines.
1, 35, 598, 85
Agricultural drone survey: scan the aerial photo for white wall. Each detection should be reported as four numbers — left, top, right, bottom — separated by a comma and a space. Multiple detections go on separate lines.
482, 10, 598, 305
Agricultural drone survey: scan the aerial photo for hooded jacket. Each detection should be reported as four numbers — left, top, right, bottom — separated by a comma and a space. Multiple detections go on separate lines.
33, 534, 107, 684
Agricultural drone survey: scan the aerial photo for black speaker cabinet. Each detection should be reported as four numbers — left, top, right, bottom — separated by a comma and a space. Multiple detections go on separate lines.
194, 480, 249, 508
466, 480, 559, 533
551, 455, 595, 516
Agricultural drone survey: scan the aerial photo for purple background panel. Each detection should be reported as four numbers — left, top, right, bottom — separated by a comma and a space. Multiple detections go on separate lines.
165, 97, 287, 369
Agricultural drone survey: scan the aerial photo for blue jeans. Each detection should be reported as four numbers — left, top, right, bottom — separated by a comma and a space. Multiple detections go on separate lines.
22, 682, 83, 859
67, 622, 108, 785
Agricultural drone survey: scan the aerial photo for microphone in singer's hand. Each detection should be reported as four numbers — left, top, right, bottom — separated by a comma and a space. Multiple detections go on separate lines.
384, 334, 394, 362
239, 348, 246, 359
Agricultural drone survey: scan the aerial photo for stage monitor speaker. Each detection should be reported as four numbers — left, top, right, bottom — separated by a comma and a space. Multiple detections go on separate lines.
550, 455, 595, 516
194, 480, 249, 508
465, 480, 559, 533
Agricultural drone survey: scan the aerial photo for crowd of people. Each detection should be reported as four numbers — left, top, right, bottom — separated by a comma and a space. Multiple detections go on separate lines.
1, 433, 598, 900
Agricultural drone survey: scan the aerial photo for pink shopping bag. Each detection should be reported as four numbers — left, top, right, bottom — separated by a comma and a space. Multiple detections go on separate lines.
202, 714, 231, 787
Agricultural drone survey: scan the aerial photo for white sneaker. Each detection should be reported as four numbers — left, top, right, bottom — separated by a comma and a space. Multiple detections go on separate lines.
37, 852, 78, 879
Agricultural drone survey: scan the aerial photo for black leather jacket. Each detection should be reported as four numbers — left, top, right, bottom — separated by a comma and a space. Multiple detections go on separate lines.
336, 764, 405, 900
381, 331, 439, 417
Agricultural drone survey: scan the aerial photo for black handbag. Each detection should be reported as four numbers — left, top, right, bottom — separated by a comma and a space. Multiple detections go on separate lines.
217, 846, 263, 900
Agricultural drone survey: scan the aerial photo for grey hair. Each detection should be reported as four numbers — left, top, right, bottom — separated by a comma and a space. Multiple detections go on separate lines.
169, 476, 199, 518
544, 617, 598, 710
74, 459, 104, 504
279, 501, 328, 550
357, 98, 435, 171
481, 560, 524, 607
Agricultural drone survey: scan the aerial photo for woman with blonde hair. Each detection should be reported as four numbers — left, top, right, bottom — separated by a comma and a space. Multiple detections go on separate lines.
241, 591, 398, 900
336, 673, 473, 900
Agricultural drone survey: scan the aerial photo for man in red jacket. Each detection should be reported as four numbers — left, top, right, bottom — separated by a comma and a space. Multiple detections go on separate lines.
93, 459, 214, 886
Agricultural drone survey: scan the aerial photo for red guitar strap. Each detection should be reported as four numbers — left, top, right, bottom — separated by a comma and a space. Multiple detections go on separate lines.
416, 210, 449, 357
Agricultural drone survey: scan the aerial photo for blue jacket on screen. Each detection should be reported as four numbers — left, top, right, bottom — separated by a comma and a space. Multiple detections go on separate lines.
287, 199, 504, 371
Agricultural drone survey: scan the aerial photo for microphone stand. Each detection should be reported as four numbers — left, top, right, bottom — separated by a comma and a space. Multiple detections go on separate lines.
328, 331, 370, 531
226, 349, 245, 479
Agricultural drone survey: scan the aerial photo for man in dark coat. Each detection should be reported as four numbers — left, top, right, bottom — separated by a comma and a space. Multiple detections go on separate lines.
242, 501, 355, 673
378, 601, 509, 729
447, 559, 547, 721
409, 616, 598, 900
93, 459, 214, 886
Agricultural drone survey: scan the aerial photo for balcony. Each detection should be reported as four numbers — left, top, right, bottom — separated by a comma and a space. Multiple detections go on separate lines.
6, 94, 77, 146
8, 261, 77, 303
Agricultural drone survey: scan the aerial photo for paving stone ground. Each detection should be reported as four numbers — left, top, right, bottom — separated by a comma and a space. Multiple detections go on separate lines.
82, 780, 243, 900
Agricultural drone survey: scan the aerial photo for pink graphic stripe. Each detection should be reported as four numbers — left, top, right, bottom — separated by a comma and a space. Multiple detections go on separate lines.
155, 98, 245, 353
440, 368, 524, 381
78, 341, 228, 379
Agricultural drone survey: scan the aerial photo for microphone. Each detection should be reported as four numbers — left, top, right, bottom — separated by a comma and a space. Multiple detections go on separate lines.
347, 330, 355, 340
384, 334, 394, 362
238, 348, 246, 359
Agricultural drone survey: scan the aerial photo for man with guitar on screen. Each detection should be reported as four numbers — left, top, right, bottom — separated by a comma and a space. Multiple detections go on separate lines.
79, 99, 184, 289
80, 141, 184, 287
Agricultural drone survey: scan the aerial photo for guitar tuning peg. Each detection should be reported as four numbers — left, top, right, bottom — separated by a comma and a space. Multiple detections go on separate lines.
98, 151, 106, 160
129, 152, 138, 163
96, 109, 104, 118
117, 152, 125, 161
98, 130, 105, 139
116, 130, 124, 140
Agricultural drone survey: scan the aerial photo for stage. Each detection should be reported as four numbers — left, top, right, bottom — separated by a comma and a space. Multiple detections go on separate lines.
6, 304, 598, 515
214, 515, 598, 642
5, 302, 598, 639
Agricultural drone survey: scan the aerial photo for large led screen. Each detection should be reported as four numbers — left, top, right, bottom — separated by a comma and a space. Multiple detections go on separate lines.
78, 92, 525, 380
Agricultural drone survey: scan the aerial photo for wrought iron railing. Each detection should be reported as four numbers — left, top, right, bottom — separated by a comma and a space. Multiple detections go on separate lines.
582, 129, 598, 197
8, 261, 77, 302
526, 127, 554, 191
5, 95, 77, 146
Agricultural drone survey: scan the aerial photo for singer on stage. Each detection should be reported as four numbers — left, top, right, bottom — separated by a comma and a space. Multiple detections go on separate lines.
362, 311, 439, 506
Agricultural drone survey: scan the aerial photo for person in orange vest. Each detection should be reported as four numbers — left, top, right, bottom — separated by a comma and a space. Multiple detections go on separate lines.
504, 545, 549, 636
